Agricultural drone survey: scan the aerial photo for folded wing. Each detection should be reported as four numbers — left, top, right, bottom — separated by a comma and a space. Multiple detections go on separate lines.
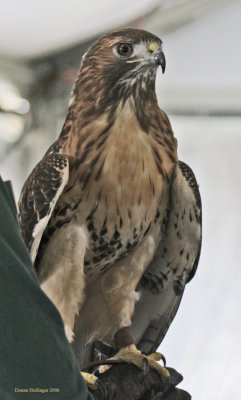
18, 153, 69, 262
132, 160, 202, 354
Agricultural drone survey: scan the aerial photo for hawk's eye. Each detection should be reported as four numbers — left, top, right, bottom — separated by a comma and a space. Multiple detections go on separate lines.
117, 43, 133, 57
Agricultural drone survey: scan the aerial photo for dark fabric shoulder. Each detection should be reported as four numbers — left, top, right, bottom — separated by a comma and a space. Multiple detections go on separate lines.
0, 177, 93, 400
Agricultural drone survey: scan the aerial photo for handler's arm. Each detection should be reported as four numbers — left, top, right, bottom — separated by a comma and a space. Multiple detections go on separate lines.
0, 176, 93, 400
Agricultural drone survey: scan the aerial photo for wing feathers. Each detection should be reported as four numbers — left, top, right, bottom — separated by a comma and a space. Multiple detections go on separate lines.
132, 160, 202, 354
18, 153, 69, 262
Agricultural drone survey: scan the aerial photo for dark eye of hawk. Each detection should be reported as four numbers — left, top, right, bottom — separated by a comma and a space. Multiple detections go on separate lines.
117, 43, 133, 57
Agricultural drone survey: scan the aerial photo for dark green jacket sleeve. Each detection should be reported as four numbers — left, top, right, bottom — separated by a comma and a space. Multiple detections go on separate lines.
0, 177, 93, 400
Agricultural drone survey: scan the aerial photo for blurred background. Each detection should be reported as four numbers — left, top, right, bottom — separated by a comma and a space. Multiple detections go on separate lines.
0, 1, 240, 398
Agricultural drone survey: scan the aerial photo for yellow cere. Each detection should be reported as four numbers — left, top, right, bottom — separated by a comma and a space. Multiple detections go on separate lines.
126, 43, 160, 63
148, 43, 160, 52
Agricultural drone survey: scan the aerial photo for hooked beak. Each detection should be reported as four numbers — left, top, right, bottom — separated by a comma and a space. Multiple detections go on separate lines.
151, 50, 166, 73
126, 44, 166, 74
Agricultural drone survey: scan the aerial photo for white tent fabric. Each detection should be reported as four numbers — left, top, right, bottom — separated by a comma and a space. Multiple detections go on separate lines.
157, 0, 241, 113
0, 0, 156, 58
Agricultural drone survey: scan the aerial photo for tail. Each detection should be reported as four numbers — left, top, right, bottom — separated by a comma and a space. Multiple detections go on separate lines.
71, 316, 96, 369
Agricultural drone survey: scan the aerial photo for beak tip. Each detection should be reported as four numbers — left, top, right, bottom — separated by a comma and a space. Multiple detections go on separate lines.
153, 51, 166, 73
160, 52, 166, 74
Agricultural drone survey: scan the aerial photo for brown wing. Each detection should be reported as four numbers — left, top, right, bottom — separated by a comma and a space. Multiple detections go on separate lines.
132, 160, 202, 354
18, 153, 69, 262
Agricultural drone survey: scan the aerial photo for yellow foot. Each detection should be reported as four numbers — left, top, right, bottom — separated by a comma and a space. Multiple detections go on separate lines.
102, 344, 170, 379
81, 371, 98, 390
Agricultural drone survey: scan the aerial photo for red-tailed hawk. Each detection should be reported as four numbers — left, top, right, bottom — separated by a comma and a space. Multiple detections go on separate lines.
19, 28, 202, 386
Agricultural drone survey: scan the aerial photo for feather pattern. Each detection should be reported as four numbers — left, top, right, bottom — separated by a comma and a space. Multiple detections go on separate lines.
19, 154, 69, 262
133, 160, 202, 354
74, 161, 202, 365
18, 29, 202, 367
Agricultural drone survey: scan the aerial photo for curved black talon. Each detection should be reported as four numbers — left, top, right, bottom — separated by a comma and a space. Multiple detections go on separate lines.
160, 354, 166, 367
82, 358, 123, 372
142, 356, 150, 377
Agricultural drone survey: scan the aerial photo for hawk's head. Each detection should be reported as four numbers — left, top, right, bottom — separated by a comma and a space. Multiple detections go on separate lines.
82, 28, 165, 89
68, 29, 166, 133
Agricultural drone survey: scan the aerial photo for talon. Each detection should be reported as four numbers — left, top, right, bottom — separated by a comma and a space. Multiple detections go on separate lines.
161, 354, 166, 367
148, 352, 166, 367
142, 356, 149, 377
104, 344, 170, 388
148, 355, 170, 381
81, 371, 98, 390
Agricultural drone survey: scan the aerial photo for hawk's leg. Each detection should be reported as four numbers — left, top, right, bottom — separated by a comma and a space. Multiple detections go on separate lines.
39, 225, 88, 342
99, 234, 159, 334
98, 235, 170, 382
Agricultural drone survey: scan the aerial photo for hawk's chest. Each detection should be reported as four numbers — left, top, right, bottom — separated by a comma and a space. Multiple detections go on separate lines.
87, 106, 166, 212
77, 121, 169, 275
55, 106, 172, 276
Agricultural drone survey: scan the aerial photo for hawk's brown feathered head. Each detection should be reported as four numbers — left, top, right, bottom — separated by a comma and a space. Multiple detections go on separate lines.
59, 29, 168, 141
84, 28, 165, 75
71, 29, 165, 113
